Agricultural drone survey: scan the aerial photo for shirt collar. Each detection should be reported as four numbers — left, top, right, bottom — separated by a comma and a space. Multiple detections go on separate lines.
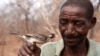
55, 39, 64, 56
87, 39, 97, 56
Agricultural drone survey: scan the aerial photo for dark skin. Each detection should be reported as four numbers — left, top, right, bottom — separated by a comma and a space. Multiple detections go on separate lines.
18, 5, 96, 56
18, 42, 41, 56
59, 5, 96, 56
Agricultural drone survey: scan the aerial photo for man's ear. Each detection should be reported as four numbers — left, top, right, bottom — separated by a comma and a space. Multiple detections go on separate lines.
89, 17, 97, 29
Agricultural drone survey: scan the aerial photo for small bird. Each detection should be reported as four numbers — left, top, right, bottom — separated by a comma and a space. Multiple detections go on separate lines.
10, 33, 54, 44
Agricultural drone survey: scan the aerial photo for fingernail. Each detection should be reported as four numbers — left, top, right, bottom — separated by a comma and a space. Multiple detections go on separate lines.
27, 55, 30, 56
32, 55, 34, 56
30, 46, 34, 50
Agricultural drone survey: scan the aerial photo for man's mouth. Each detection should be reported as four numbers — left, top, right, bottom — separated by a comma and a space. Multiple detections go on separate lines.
63, 36, 80, 42
65, 38, 79, 42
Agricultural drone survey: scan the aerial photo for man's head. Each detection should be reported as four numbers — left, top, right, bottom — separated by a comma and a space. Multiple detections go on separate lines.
59, 0, 96, 47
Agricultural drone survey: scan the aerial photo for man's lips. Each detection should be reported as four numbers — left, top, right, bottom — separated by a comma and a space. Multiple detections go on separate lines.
64, 37, 80, 42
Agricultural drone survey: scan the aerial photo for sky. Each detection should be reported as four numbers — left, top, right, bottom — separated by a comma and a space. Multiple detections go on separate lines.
0, 0, 99, 8
0, 0, 99, 10
0, 0, 10, 8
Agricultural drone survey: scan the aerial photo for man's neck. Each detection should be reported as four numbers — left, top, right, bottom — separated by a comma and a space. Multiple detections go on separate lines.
61, 39, 89, 56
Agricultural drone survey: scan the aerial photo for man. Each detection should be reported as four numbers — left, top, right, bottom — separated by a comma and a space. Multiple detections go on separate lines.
18, 0, 100, 56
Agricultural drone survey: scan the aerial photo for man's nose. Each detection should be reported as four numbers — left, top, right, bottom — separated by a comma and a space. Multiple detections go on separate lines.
65, 24, 75, 35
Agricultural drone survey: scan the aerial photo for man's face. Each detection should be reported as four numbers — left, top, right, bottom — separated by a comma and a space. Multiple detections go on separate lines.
59, 5, 94, 47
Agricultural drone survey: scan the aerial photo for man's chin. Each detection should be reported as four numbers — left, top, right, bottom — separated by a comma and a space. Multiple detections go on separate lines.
65, 42, 78, 47
64, 39, 80, 47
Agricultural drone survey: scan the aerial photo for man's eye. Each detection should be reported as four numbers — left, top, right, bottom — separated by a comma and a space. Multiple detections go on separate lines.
75, 22, 85, 27
60, 19, 67, 25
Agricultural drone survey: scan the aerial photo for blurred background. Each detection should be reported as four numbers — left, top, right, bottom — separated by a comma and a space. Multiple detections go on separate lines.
0, 0, 100, 56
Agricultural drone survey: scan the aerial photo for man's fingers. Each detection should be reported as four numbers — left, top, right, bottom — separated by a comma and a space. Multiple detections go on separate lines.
23, 43, 33, 55
18, 42, 41, 56
19, 47, 30, 56
26, 42, 38, 51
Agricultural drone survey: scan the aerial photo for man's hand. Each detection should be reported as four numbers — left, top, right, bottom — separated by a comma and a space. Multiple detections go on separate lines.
18, 42, 41, 56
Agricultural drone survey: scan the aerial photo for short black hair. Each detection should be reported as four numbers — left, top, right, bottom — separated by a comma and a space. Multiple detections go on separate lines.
61, 0, 94, 19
